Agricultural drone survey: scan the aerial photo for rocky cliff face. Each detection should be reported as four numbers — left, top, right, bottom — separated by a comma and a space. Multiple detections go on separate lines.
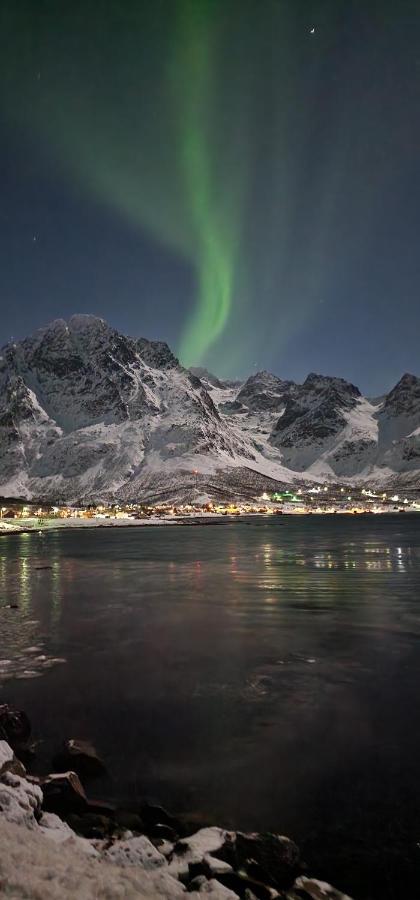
235, 371, 295, 412
269, 374, 369, 474
0, 316, 254, 501
0, 316, 419, 500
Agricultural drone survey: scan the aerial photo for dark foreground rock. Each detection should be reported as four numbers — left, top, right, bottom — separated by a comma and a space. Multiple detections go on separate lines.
140, 800, 184, 834
53, 739, 107, 778
222, 831, 300, 890
0, 703, 31, 750
286, 877, 353, 899
40, 771, 88, 815
0, 740, 27, 778
0, 700, 354, 900
68, 811, 113, 839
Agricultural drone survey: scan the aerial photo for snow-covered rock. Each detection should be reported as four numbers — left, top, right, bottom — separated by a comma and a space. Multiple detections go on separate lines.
288, 875, 353, 899
0, 316, 258, 502
0, 816, 187, 899
0, 740, 15, 775
236, 370, 295, 412
0, 771, 42, 828
197, 880, 239, 897
176, 826, 228, 860
203, 854, 233, 875
39, 811, 99, 857
103, 834, 166, 868
0, 316, 419, 498
0, 747, 353, 899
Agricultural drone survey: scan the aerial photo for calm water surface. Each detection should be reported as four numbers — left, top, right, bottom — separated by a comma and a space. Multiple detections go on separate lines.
1, 515, 420, 899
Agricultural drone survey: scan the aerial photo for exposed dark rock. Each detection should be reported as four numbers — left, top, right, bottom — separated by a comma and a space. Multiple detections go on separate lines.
173, 838, 190, 856
219, 831, 300, 891
67, 812, 111, 839
236, 371, 295, 412
286, 876, 352, 899
187, 860, 209, 881
0, 704, 31, 752
41, 771, 88, 815
52, 739, 106, 778
114, 809, 144, 833
188, 875, 208, 891
382, 373, 420, 418
147, 822, 178, 842
85, 798, 116, 818
271, 374, 360, 454
140, 801, 183, 834
216, 870, 276, 899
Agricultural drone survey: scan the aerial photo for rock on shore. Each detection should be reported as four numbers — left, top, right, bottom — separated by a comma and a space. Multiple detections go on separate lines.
0, 738, 353, 899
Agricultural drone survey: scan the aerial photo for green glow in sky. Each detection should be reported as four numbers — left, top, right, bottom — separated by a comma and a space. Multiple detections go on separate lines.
170, 0, 238, 364
0, 0, 349, 374
7, 0, 248, 366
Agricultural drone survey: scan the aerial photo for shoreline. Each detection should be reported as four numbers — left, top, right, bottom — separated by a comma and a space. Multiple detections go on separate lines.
1, 508, 420, 538
0, 702, 353, 899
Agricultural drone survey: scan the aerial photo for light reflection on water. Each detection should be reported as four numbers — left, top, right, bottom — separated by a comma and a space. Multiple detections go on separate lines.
1, 516, 420, 899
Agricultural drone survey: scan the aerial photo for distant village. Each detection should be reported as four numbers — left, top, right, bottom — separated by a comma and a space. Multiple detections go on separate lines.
1, 485, 420, 530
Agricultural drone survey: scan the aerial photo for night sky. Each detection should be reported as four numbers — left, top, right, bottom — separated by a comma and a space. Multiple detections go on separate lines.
0, 0, 419, 394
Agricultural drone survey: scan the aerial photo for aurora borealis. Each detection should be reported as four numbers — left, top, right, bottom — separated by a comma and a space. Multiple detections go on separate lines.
1, 0, 420, 390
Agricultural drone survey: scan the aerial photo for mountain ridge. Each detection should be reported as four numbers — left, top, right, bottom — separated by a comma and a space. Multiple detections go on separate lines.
0, 316, 419, 502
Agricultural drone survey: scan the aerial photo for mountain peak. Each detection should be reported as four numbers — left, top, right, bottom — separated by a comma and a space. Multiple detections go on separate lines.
236, 370, 295, 411
392, 373, 420, 390
383, 372, 420, 420
303, 373, 361, 396
68, 314, 109, 332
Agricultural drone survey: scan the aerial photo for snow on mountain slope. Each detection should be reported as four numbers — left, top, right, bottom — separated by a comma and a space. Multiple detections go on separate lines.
0, 317, 287, 501
373, 376, 420, 482
0, 317, 419, 500
205, 370, 420, 489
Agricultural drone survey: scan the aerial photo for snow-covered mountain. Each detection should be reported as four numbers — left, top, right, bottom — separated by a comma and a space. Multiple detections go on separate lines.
0, 316, 419, 501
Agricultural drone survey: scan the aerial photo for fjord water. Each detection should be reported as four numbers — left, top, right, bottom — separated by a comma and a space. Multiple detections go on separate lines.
2, 516, 420, 899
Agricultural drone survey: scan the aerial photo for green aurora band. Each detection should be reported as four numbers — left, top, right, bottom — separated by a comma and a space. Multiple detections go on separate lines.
0, 0, 250, 367
0, 0, 364, 374
170, 1, 240, 364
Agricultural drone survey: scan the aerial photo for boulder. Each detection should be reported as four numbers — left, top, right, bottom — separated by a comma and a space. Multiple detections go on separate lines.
39, 811, 99, 858
148, 822, 178, 841
215, 871, 277, 900
140, 800, 183, 833
168, 827, 229, 879
114, 809, 144, 833
52, 739, 106, 778
190, 874, 209, 890
0, 771, 42, 828
204, 854, 233, 877
67, 811, 112, 839
224, 831, 300, 891
0, 740, 26, 777
102, 833, 166, 869
175, 826, 228, 861
188, 854, 233, 885
287, 877, 353, 900
85, 797, 116, 818
155, 838, 175, 858
41, 771, 88, 815
0, 704, 31, 752
198, 880, 240, 898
